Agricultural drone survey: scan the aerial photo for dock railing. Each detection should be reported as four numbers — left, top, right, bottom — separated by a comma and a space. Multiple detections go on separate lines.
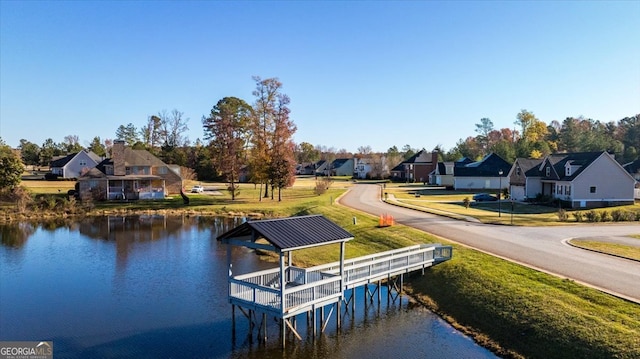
228, 244, 452, 315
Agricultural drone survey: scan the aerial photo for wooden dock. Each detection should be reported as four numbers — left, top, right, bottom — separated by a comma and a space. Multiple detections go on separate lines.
218, 215, 453, 347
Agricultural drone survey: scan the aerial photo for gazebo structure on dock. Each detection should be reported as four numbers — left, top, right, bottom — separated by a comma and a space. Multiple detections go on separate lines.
217, 215, 353, 347
217, 214, 453, 348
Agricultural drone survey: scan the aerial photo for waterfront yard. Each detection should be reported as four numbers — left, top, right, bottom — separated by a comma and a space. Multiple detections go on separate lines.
3, 177, 640, 358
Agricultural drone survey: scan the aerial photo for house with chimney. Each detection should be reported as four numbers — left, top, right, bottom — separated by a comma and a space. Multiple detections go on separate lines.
389, 150, 439, 183
78, 140, 182, 201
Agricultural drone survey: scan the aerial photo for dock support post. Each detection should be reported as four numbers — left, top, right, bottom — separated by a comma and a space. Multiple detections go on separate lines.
337, 301, 341, 330
280, 318, 286, 349
262, 312, 267, 342
312, 305, 317, 337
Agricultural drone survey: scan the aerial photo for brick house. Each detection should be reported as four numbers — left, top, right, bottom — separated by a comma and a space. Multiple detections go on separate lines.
78, 140, 182, 201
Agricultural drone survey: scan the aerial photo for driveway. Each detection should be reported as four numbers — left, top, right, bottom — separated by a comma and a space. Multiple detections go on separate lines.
339, 184, 640, 303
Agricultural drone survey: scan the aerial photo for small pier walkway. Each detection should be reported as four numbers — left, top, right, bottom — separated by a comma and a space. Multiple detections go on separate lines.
218, 215, 452, 347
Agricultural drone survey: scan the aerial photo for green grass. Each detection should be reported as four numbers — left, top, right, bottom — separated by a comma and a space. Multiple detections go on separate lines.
569, 240, 640, 261
286, 204, 640, 359
5, 179, 640, 358
384, 186, 640, 226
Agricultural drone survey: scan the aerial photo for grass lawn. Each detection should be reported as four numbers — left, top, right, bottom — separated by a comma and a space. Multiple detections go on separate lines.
383, 185, 640, 226
292, 204, 640, 359
569, 239, 640, 261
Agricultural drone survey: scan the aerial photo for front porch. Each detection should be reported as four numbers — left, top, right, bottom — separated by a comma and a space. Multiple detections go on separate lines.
106, 177, 165, 200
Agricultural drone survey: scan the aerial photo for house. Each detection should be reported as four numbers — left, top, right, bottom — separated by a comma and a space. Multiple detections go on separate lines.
354, 156, 388, 179
78, 140, 182, 201
453, 153, 511, 191
389, 150, 439, 183
295, 162, 316, 175
509, 151, 635, 208
314, 160, 329, 176
429, 158, 473, 187
330, 158, 354, 177
49, 150, 102, 179
623, 159, 640, 199
508, 158, 545, 201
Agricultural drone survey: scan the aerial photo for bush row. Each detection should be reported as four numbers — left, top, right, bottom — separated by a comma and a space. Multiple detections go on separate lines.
558, 208, 640, 222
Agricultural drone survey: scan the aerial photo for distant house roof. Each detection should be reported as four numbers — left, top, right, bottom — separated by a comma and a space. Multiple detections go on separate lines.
50, 150, 101, 168
50, 153, 77, 168
403, 150, 433, 164
534, 152, 604, 181
331, 158, 351, 169
454, 153, 511, 177
93, 148, 166, 173
217, 215, 354, 252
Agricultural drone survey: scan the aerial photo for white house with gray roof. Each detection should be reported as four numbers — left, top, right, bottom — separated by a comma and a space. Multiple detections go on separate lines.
509, 151, 635, 208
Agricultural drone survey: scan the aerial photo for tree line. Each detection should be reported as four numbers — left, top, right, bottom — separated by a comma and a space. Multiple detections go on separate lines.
443, 110, 639, 164
7, 99, 639, 191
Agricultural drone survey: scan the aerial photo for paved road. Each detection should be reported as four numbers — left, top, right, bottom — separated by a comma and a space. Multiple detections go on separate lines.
339, 184, 640, 303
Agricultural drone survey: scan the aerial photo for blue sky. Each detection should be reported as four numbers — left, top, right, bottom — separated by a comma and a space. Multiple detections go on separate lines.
1, 1, 638, 153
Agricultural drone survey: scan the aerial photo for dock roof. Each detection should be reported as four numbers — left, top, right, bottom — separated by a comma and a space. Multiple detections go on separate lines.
217, 215, 354, 252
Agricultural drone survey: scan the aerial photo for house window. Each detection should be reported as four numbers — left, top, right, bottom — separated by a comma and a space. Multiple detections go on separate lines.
566, 167, 571, 176
79, 160, 87, 166
566, 186, 571, 195
558, 185, 563, 195
516, 167, 521, 176
545, 167, 550, 176
158, 166, 168, 175
590, 186, 596, 194
125, 167, 131, 175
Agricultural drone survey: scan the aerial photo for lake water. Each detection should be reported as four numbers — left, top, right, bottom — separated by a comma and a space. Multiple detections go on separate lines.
0, 216, 497, 358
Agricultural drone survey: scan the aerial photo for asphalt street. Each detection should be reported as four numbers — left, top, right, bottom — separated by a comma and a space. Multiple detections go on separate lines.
339, 184, 640, 303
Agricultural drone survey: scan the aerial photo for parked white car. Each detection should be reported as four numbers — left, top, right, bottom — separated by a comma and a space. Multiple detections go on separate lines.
191, 185, 204, 193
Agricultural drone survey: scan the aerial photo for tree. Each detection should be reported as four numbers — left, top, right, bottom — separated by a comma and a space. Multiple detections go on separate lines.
140, 115, 163, 153
18, 139, 40, 167
515, 109, 537, 141
203, 97, 253, 200
0, 139, 24, 190
357, 145, 373, 156
159, 109, 189, 148
88, 136, 106, 157
39, 138, 62, 166
295, 142, 320, 163
62, 135, 84, 153
401, 144, 417, 160
269, 90, 297, 201
475, 117, 494, 153
115, 123, 139, 146
250, 76, 280, 199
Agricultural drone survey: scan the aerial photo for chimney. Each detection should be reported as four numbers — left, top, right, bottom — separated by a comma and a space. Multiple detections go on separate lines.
113, 140, 126, 176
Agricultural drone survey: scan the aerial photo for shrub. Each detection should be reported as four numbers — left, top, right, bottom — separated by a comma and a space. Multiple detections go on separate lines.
600, 210, 612, 222
557, 209, 568, 222
463, 197, 471, 209
611, 209, 628, 222
314, 177, 333, 195
573, 211, 584, 222
585, 210, 600, 222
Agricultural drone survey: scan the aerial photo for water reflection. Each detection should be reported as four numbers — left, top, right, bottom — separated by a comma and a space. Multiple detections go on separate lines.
0, 222, 35, 248
0, 215, 496, 359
